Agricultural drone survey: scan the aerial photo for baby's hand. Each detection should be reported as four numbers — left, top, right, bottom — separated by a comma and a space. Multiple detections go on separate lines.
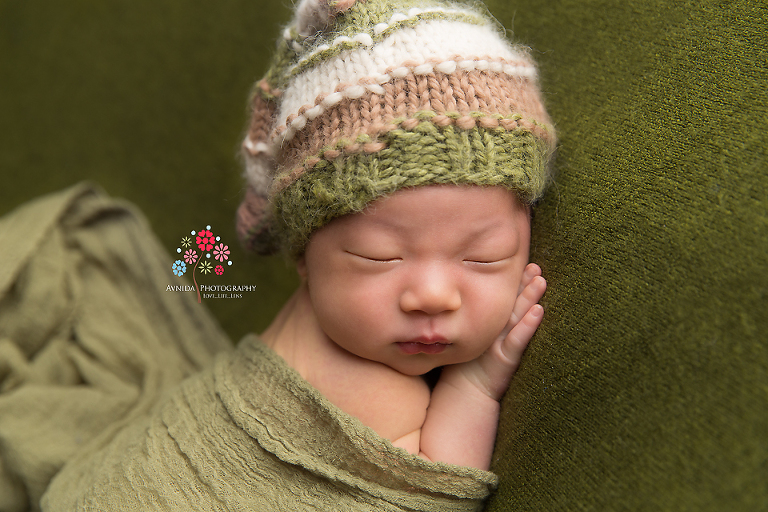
416, 264, 545, 467
441, 263, 547, 401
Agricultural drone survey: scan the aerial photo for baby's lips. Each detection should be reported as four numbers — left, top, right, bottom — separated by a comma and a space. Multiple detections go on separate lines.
396, 341, 450, 355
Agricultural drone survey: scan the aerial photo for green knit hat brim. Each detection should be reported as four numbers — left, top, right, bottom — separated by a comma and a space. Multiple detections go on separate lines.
272, 121, 551, 257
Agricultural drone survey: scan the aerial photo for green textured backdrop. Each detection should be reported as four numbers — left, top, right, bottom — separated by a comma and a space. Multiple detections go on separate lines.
1, 0, 766, 510
0, 0, 299, 340
489, 0, 768, 510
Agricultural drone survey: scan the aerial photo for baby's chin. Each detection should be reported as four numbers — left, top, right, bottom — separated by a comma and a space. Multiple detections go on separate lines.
339, 340, 496, 377
381, 351, 483, 377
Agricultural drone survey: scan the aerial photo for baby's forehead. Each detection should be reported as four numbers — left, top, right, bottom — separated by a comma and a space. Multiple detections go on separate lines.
331, 185, 527, 235
360, 184, 523, 215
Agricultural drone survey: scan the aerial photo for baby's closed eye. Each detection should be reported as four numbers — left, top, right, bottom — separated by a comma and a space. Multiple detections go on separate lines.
463, 256, 513, 264
345, 250, 402, 263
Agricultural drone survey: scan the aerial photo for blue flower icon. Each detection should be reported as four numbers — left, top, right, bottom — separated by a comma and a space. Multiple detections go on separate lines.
172, 260, 187, 277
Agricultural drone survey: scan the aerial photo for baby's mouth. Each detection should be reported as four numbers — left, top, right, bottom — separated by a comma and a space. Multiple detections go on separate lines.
397, 336, 450, 355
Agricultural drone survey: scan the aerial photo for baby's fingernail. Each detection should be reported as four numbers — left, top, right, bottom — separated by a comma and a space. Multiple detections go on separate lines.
532, 304, 544, 317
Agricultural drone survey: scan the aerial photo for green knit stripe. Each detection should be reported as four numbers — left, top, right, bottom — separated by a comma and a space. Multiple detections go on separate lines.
271, 111, 555, 193
272, 122, 549, 255
287, 9, 490, 80
321, 0, 492, 41
259, 36, 298, 95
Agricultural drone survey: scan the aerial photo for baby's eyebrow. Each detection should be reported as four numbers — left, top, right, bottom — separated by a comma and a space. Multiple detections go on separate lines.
461, 224, 518, 246
361, 217, 514, 246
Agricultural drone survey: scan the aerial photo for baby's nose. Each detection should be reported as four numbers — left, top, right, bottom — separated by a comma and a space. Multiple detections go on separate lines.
399, 265, 461, 315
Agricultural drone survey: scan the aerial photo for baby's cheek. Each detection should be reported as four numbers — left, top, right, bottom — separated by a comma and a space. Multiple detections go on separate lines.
338, 281, 392, 329
477, 275, 518, 312
478, 284, 518, 333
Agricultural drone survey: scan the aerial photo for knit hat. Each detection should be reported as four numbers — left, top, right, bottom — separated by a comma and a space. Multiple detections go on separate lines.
237, 0, 556, 257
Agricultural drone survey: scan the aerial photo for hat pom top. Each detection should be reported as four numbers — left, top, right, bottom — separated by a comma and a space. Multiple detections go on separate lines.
295, 0, 359, 37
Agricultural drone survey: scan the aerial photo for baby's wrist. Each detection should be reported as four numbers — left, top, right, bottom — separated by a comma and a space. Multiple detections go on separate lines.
438, 365, 503, 403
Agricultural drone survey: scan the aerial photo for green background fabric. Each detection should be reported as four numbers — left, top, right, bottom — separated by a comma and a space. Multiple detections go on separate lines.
0, 0, 299, 340
1, 0, 766, 510
488, 0, 768, 510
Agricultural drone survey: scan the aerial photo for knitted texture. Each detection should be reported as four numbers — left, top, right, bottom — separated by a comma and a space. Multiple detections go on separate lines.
237, 0, 555, 255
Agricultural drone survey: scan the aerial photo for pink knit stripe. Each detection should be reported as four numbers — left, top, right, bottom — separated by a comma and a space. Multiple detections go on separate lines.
274, 56, 538, 143
271, 69, 552, 172
243, 85, 278, 157
236, 186, 271, 250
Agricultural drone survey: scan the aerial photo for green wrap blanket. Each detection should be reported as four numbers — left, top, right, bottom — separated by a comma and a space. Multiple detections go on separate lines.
44, 336, 495, 511
0, 184, 233, 511
0, 185, 495, 511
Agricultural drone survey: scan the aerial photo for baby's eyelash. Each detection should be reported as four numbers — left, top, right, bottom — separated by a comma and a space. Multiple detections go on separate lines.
346, 251, 400, 262
463, 256, 511, 265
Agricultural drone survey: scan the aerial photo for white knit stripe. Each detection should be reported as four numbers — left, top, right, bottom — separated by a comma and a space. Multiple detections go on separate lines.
243, 139, 272, 156
275, 20, 533, 143
287, 7, 485, 76
243, 155, 274, 193
275, 57, 535, 143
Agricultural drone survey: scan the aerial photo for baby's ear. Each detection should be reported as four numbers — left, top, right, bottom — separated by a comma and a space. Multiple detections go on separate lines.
296, 256, 308, 279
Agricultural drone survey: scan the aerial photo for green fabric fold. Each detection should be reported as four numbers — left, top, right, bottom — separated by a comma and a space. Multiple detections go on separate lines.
0, 184, 232, 512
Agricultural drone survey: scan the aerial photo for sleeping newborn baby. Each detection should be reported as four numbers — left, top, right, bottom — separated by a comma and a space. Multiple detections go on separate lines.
261, 184, 547, 471
42, 0, 555, 509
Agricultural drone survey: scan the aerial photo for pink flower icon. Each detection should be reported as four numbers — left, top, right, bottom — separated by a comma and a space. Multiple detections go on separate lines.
196, 229, 215, 252
213, 243, 230, 262
215, 265, 224, 276
183, 249, 198, 264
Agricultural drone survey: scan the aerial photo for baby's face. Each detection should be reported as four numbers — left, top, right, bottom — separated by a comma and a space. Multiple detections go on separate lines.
300, 185, 531, 376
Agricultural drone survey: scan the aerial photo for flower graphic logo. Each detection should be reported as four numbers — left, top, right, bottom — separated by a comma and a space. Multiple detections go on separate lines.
183, 249, 198, 264
171, 225, 234, 303
172, 260, 186, 276
213, 243, 230, 262
196, 229, 216, 252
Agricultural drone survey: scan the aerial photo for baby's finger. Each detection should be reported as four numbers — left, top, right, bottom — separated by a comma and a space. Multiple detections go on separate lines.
500, 304, 544, 365
509, 275, 547, 326
517, 263, 542, 295
481, 303, 544, 400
